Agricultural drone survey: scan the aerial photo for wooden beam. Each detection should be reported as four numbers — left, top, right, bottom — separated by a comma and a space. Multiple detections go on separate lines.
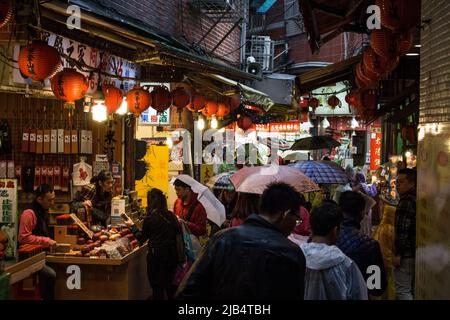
311, 1, 346, 18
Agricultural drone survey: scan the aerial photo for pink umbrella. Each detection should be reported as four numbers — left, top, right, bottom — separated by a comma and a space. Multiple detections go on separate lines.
230, 165, 320, 195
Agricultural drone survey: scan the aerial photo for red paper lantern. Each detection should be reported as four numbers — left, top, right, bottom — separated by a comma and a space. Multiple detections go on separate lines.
50, 68, 88, 108
103, 85, 123, 114
171, 87, 191, 110
187, 94, 206, 112
363, 47, 398, 78
202, 100, 218, 117
18, 40, 61, 82
126, 85, 152, 116
300, 111, 309, 123
396, 30, 413, 56
327, 95, 341, 109
309, 97, 320, 109
371, 27, 398, 59
229, 94, 241, 111
216, 102, 230, 118
298, 97, 309, 108
237, 115, 252, 131
150, 86, 172, 113
0, 0, 12, 29
377, 0, 421, 31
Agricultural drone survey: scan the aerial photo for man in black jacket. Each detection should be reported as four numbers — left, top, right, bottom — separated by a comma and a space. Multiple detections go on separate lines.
176, 182, 306, 300
336, 191, 387, 297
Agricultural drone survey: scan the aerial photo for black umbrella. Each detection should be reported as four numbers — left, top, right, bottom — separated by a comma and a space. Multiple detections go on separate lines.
290, 136, 341, 151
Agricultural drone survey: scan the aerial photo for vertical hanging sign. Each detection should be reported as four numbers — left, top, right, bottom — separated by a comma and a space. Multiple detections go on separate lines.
370, 126, 382, 171
0, 179, 18, 260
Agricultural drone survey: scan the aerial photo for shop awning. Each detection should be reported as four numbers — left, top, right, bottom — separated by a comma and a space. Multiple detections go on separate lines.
295, 55, 361, 92
187, 73, 274, 111
298, 0, 369, 53
40, 0, 260, 81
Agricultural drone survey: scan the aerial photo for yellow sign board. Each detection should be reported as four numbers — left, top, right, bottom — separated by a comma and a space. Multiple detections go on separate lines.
135, 145, 169, 208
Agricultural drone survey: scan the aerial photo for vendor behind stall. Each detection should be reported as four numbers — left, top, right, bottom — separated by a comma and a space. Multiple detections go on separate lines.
18, 184, 56, 300
71, 170, 113, 227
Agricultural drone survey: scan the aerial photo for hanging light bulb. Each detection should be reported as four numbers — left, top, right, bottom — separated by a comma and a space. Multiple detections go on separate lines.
352, 130, 356, 136
92, 101, 107, 122
322, 117, 330, 128
405, 150, 412, 158
197, 116, 205, 130
211, 115, 218, 129
116, 96, 128, 115
351, 116, 359, 129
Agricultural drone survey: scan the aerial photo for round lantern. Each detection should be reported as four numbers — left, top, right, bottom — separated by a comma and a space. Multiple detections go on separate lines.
103, 85, 123, 114
187, 94, 206, 112
300, 111, 309, 123
298, 97, 309, 108
229, 94, 241, 111
376, 0, 421, 31
396, 30, 413, 56
371, 27, 398, 59
202, 100, 218, 117
126, 85, 152, 116
309, 97, 319, 110
356, 62, 374, 88
216, 102, 230, 118
150, 85, 172, 112
0, 0, 13, 29
18, 40, 61, 82
50, 68, 88, 108
171, 87, 191, 110
363, 47, 396, 77
327, 95, 341, 109
237, 115, 252, 131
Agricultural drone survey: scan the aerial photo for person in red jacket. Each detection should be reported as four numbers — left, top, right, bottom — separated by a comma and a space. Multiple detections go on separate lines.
173, 179, 207, 237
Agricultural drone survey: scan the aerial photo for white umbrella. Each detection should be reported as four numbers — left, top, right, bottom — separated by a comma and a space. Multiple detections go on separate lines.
282, 150, 309, 161
171, 174, 226, 227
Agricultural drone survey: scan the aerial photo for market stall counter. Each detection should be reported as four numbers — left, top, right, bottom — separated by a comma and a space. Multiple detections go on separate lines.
46, 243, 150, 300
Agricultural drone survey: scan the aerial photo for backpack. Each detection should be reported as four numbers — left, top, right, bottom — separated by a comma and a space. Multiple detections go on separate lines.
156, 210, 186, 265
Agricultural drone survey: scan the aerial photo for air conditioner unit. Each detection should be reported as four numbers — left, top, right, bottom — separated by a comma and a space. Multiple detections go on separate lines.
248, 36, 273, 73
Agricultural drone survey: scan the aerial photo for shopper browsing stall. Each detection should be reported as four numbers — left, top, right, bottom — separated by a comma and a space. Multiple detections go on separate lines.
18, 184, 57, 300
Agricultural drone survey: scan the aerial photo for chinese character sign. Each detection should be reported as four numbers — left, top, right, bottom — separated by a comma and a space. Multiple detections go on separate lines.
140, 108, 171, 126
0, 179, 17, 224
370, 127, 382, 170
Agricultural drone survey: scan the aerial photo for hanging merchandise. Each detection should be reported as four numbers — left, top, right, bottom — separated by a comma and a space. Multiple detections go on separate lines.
36, 123, 43, 154
150, 85, 172, 113
111, 161, 122, 195
50, 128, 57, 154
15, 165, 22, 191
57, 108, 65, 154
47, 166, 54, 188
71, 109, 79, 154
43, 107, 51, 154
50, 68, 89, 109
73, 158, 92, 187
64, 108, 71, 154
34, 166, 41, 190
41, 166, 48, 185
93, 154, 109, 177
62, 166, 70, 192
53, 165, 61, 191
18, 40, 61, 82
21, 127, 29, 153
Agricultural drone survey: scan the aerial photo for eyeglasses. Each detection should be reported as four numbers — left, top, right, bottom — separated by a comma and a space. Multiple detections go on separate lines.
284, 209, 303, 226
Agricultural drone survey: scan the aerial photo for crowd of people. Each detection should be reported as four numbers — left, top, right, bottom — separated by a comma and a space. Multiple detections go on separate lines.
15, 165, 416, 301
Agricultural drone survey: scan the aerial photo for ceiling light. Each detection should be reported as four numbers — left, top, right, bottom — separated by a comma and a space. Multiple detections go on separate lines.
211, 116, 218, 129
321, 117, 330, 128
406, 53, 419, 56
92, 102, 107, 122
